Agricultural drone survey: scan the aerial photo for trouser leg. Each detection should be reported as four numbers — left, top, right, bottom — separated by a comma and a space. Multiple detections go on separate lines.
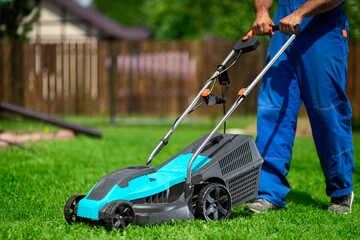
295, 21, 354, 197
256, 36, 303, 207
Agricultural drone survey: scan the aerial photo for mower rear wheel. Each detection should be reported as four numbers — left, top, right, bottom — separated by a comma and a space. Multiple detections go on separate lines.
64, 194, 85, 224
103, 201, 135, 231
196, 183, 231, 221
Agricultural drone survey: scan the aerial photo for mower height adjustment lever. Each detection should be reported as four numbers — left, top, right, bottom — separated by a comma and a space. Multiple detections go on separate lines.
202, 89, 226, 107
206, 94, 226, 107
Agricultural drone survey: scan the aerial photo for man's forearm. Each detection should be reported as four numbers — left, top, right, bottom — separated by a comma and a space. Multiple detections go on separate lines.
253, 0, 273, 17
293, 0, 344, 19
279, 0, 344, 34
252, 0, 274, 35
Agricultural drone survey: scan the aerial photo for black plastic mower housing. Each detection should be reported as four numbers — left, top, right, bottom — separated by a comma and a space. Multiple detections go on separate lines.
233, 36, 260, 53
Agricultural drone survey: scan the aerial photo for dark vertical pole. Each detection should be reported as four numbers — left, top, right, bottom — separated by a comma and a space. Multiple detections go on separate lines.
12, 41, 25, 106
75, 43, 79, 114
109, 39, 117, 125
0, 42, 3, 101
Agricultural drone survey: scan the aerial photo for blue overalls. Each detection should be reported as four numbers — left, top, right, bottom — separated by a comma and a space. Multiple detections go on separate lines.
256, 0, 354, 207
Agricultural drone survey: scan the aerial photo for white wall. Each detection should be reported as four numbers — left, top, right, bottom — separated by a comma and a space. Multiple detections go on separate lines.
28, 0, 101, 41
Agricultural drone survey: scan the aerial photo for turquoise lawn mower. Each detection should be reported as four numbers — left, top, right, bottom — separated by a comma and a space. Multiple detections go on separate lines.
64, 25, 300, 231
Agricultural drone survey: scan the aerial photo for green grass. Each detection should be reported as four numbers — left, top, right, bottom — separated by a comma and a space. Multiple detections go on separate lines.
0, 115, 359, 239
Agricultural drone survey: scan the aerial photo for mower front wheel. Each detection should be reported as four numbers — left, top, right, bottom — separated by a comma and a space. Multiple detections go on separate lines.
196, 183, 231, 221
64, 194, 85, 224
103, 201, 135, 231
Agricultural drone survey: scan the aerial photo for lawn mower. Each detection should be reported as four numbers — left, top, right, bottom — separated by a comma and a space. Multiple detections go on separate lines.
64, 25, 300, 230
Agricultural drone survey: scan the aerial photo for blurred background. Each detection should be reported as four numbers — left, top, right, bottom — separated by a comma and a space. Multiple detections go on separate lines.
0, 0, 359, 123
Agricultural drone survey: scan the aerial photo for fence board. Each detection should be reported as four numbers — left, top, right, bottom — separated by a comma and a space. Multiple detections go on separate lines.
97, 41, 108, 115
11, 42, 23, 105
49, 44, 57, 114
83, 43, 89, 114
23, 43, 30, 110
117, 41, 127, 115
42, 44, 48, 113
355, 42, 360, 119
62, 43, 69, 114
2, 43, 11, 103
55, 44, 63, 114
90, 42, 98, 115
0, 43, 2, 101
35, 44, 43, 112
1, 42, 8, 102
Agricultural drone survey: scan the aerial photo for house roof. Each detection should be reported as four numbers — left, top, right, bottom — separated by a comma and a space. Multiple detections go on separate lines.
49, 0, 151, 40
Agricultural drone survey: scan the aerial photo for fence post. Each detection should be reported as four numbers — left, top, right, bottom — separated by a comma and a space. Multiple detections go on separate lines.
0, 42, 3, 101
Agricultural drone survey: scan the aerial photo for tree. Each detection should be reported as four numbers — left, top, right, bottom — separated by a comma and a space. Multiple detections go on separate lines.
141, 0, 359, 40
141, 0, 278, 40
91, 0, 360, 40
91, 0, 256, 40
0, 0, 40, 41
344, 0, 360, 40
92, 0, 146, 27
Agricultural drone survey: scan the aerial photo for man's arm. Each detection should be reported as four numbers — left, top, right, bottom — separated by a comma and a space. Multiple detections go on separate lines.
279, 0, 345, 34
253, 0, 274, 35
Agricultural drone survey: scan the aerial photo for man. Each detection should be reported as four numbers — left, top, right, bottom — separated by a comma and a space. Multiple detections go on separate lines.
244, 0, 354, 213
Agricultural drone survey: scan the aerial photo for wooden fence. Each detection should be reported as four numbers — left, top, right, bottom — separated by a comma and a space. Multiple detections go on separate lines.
0, 40, 360, 118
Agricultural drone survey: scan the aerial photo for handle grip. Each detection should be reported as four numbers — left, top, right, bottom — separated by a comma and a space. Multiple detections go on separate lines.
293, 24, 301, 36
270, 24, 301, 36
270, 25, 279, 32
242, 24, 301, 40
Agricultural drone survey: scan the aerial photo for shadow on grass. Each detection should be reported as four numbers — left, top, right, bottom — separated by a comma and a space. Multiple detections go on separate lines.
353, 160, 360, 182
229, 204, 260, 219
75, 217, 194, 232
229, 190, 328, 218
352, 119, 360, 132
287, 190, 328, 210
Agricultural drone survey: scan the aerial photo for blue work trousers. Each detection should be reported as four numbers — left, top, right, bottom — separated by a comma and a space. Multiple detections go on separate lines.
256, 0, 354, 207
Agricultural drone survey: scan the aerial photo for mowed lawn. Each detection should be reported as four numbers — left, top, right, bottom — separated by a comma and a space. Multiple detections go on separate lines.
0, 116, 359, 240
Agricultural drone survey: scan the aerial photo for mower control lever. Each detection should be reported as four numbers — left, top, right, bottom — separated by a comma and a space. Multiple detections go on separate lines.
202, 89, 226, 107
205, 94, 226, 107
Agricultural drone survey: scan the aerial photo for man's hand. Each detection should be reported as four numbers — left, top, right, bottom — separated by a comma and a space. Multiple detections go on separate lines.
279, 13, 302, 34
253, 13, 275, 35
252, 0, 274, 35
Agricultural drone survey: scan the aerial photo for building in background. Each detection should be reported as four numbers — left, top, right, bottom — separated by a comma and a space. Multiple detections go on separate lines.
28, 0, 151, 41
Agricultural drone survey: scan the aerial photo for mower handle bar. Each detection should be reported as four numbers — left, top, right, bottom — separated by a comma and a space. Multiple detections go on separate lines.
147, 23, 301, 165
146, 49, 239, 165
272, 24, 301, 36
185, 26, 301, 195
243, 24, 301, 40
145, 24, 301, 195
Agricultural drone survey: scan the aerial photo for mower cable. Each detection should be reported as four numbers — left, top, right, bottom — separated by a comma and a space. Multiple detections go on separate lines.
149, 50, 242, 164
172, 50, 242, 131
200, 50, 241, 89
194, 49, 241, 115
